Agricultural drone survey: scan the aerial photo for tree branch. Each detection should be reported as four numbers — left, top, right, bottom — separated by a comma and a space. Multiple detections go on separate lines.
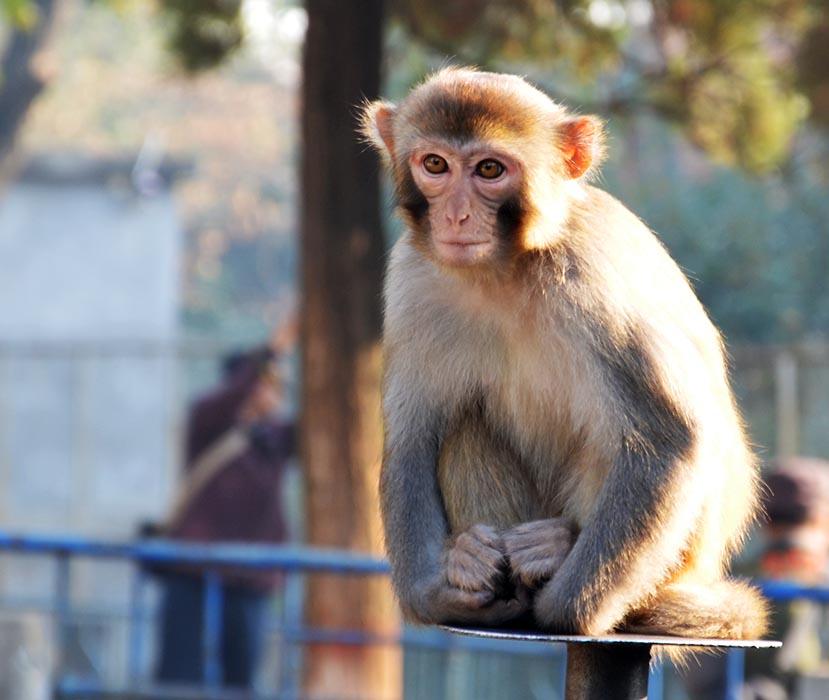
0, 0, 59, 177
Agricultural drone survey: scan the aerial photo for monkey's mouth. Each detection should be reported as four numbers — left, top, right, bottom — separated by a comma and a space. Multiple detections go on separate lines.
433, 238, 492, 265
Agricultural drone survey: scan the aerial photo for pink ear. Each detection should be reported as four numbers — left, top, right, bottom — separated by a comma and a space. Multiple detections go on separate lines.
560, 117, 601, 179
359, 101, 398, 160
375, 105, 397, 159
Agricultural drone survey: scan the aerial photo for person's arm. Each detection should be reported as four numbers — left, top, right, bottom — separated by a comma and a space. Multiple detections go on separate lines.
185, 347, 274, 465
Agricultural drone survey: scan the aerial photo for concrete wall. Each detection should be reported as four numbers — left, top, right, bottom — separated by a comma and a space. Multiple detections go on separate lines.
0, 172, 181, 539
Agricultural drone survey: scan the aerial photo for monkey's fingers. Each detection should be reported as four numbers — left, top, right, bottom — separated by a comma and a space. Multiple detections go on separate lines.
437, 586, 530, 626
466, 588, 532, 626
502, 518, 575, 556
445, 524, 508, 592
509, 551, 569, 588
503, 518, 576, 542
439, 585, 496, 610
445, 545, 505, 592
463, 523, 505, 552
503, 518, 575, 587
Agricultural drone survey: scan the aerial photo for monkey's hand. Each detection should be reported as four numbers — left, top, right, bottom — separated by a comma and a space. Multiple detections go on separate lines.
407, 524, 530, 627
502, 518, 576, 589
445, 524, 508, 595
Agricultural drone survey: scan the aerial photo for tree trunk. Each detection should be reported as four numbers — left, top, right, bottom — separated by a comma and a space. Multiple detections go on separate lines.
0, 0, 61, 181
299, 1, 399, 698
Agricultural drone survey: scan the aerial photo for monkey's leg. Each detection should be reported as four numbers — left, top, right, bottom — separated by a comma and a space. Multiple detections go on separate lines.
439, 409, 577, 597
429, 411, 545, 621
438, 410, 542, 533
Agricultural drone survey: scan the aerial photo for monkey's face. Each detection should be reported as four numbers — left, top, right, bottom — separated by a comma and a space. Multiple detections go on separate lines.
361, 68, 606, 267
405, 142, 523, 268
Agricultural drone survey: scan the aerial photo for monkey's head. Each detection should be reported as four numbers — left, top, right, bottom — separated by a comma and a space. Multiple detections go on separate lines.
361, 67, 605, 270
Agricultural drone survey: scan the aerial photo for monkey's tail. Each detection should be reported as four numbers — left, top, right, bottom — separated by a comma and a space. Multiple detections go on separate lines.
623, 579, 769, 641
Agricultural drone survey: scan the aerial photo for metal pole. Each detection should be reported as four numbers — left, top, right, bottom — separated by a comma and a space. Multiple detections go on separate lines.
203, 570, 224, 689
725, 648, 746, 700
564, 642, 651, 700
53, 552, 71, 694
280, 571, 305, 700
127, 567, 145, 683
774, 349, 799, 457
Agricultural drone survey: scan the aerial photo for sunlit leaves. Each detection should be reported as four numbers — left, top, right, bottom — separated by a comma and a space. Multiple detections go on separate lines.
159, 0, 244, 73
1, 0, 39, 30
390, 0, 827, 172
797, 20, 829, 126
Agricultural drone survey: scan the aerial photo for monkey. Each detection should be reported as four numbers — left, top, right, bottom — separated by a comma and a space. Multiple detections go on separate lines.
360, 67, 768, 640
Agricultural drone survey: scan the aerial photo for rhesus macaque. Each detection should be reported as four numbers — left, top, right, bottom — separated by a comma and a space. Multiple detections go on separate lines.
361, 68, 768, 639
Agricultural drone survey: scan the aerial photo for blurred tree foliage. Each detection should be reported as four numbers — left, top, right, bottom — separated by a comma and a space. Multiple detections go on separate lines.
0, 0, 41, 29
0, 0, 58, 176
389, 0, 828, 174
153, 0, 828, 173
159, 0, 244, 72
601, 115, 829, 342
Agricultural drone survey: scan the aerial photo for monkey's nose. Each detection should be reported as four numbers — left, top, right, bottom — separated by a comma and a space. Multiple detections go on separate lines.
444, 188, 472, 227
446, 210, 471, 227
445, 205, 471, 226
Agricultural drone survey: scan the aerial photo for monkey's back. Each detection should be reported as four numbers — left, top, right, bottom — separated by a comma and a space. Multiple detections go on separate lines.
572, 187, 760, 569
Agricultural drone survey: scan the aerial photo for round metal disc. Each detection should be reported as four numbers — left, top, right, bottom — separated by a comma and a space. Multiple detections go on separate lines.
440, 625, 781, 648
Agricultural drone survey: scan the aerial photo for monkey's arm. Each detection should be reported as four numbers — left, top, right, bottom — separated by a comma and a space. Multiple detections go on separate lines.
381, 383, 528, 626
534, 448, 698, 634
533, 327, 702, 636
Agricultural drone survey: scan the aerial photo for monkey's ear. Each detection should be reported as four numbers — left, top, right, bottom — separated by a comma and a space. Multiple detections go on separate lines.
360, 100, 398, 161
558, 116, 605, 179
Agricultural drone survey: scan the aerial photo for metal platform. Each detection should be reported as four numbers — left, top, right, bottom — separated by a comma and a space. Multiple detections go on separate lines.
442, 626, 782, 700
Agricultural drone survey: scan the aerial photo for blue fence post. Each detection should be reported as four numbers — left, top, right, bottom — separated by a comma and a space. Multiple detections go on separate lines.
127, 566, 146, 684
203, 569, 224, 689
53, 551, 71, 692
280, 570, 305, 700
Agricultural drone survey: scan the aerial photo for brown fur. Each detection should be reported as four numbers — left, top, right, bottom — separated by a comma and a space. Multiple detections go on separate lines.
365, 67, 768, 641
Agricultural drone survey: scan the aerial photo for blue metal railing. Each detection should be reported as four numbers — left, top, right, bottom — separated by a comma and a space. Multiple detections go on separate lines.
0, 531, 571, 699
0, 531, 397, 699
0, 530, 821, 700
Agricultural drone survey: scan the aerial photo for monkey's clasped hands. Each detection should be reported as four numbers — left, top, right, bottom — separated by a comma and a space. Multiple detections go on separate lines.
435, 519, 575, 626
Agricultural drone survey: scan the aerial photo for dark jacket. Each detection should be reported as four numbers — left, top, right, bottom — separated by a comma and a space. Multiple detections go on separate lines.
169, 347, 295, 591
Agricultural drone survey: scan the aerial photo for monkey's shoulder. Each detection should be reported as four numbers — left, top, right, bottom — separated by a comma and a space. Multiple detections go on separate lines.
571, 187, 711, 315
577, 186, 678, 260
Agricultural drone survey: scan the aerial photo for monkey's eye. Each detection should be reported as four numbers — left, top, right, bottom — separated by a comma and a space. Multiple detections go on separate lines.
475, 160, 505, 179
423, 155, 449, 174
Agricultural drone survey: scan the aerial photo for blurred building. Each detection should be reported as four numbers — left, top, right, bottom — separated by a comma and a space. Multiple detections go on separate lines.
0, 154, 184, 691
0, 154, 183, 537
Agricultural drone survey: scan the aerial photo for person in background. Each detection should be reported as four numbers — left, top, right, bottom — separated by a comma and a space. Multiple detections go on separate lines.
683, 456, 829, 700
746, 456, 829, 696
155, 322, 297, 689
